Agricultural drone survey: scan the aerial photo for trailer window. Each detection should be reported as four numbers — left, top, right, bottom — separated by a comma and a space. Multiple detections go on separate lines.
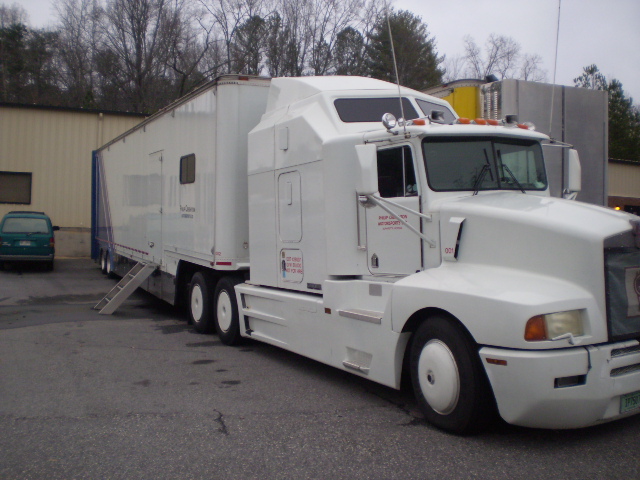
377, 146, 417, 198
180, 154, 196, 184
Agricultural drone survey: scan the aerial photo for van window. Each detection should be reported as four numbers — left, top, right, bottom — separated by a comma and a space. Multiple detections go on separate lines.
2, 218, 49, 234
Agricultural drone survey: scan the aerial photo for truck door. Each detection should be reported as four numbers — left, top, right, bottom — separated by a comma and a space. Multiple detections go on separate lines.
147, 150, 163, 265
365, 145, 422, 275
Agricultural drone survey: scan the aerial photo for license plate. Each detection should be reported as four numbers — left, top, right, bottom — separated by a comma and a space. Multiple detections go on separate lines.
620, 390, 640, 414
19, 240, 32, 246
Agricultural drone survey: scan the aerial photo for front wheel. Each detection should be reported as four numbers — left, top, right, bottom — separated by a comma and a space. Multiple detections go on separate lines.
410, 316, 496, 434
214, 276, 243, 345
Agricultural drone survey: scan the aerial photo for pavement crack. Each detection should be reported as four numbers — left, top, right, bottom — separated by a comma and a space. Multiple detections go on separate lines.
214, 409, 229, 436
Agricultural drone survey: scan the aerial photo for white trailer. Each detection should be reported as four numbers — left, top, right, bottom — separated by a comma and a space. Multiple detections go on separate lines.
92, 75, 640, 433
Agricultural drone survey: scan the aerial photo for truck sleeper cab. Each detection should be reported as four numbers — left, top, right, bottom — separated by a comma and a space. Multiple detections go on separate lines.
92, 75, 640, 434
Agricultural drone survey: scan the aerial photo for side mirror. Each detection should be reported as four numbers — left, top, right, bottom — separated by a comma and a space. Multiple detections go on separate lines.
53, 226, 60, 231
355, 144, 378, 195
566, 149, 581, 195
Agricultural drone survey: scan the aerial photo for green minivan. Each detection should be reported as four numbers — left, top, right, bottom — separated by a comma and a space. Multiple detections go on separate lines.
0, 211, 60, 271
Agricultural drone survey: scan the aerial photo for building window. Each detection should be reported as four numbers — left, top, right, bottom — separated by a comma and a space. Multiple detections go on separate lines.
180, 154, 196, 184
0, 171, 32, 204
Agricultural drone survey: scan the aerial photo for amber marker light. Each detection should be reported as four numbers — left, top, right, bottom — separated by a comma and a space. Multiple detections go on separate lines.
474, 118, 487, 125
524, 315, 547, 341
487, 119, 500, 126
412, 119, 426, 126
457, 118, 471, 124
486, 358, 507, 366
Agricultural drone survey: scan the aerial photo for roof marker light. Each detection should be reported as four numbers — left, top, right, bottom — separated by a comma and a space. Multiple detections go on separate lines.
474, 118, 487, 125
487, 119, 499, 126
457, 118, 471, 125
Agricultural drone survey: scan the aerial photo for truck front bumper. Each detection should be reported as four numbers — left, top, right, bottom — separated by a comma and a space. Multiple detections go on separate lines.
480, 340, 640, 429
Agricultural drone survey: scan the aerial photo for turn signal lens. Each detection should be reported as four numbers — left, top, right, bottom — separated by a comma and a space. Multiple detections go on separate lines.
412, 118, 426, 126
525, 315, 547, 341
525, 310, 584, 341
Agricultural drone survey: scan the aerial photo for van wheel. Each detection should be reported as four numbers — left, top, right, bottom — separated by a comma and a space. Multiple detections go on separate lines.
410, 315, 495, 434
214, 276, 243, 345
189, 272, 214, 334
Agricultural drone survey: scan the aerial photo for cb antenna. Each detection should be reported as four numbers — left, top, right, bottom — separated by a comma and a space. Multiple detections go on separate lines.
385, 3, 407, 137
549, 0, 562, 136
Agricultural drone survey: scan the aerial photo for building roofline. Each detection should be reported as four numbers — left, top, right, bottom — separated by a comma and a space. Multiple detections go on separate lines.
0, 102, 148, 118
609, 158, 640, 165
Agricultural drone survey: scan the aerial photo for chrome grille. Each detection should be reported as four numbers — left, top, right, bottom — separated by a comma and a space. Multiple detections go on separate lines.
612, 344, 640, 357
611, 363, 640, 377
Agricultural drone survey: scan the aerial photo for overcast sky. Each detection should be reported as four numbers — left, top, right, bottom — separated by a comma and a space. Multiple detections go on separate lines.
15, 0, 640, 102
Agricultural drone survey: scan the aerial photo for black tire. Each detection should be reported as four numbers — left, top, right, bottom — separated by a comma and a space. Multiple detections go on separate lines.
410, 315, 496, 434
189, 272, 214, 334
214, 276, 243, 345
0, 261, 4, 271
47, 260, 54, 271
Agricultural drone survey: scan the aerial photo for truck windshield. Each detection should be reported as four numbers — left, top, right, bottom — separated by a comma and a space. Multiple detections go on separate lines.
423, 136, 547, 192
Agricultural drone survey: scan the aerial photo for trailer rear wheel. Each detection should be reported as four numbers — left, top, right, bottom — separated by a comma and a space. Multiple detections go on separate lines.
100, 250, 107, 274
105, 252, 115, 278
189, 272, 214, 334
410, 316, 495, 434
214, 276, 243, 345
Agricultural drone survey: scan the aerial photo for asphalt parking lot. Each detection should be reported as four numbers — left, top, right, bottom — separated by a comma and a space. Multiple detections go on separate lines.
1, 258, 639, 479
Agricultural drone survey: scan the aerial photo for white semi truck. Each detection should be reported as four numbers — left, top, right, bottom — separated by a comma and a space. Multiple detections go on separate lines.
92, 74, 640, 433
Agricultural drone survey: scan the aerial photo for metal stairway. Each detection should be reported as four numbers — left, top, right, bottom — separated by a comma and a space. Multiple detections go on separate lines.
94, 262, 157, 315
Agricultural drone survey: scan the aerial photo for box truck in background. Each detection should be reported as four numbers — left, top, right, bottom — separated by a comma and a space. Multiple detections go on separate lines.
92, 75, 640, 433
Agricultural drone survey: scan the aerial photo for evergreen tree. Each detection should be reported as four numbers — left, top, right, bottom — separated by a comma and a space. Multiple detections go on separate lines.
365, 9, 443, 91
574, 65, 640, 162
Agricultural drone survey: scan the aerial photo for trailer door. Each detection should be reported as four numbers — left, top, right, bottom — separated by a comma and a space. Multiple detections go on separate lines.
147, 150, 163, 265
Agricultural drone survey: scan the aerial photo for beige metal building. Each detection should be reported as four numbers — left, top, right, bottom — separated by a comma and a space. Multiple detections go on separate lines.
609, 159, 640, 215
0, 104, 145, 256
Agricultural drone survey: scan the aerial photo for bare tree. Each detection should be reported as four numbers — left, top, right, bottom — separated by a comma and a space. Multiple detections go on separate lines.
0, 3, 28, 27
464, 34, 520, 80
306, 0, 363, 76
164, 0, 218, 95
519, 53, 547, 82
101, 0, 182, 112
200, 0, 270, 74
442, 54, 465, 83
53, 0, 103, 107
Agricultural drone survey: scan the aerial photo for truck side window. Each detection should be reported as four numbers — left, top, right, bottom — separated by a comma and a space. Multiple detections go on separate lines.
180, 154, 196, 184
377, 146, 417, 198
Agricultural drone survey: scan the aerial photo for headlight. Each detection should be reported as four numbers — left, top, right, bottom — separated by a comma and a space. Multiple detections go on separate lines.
524, 310, 584, 341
